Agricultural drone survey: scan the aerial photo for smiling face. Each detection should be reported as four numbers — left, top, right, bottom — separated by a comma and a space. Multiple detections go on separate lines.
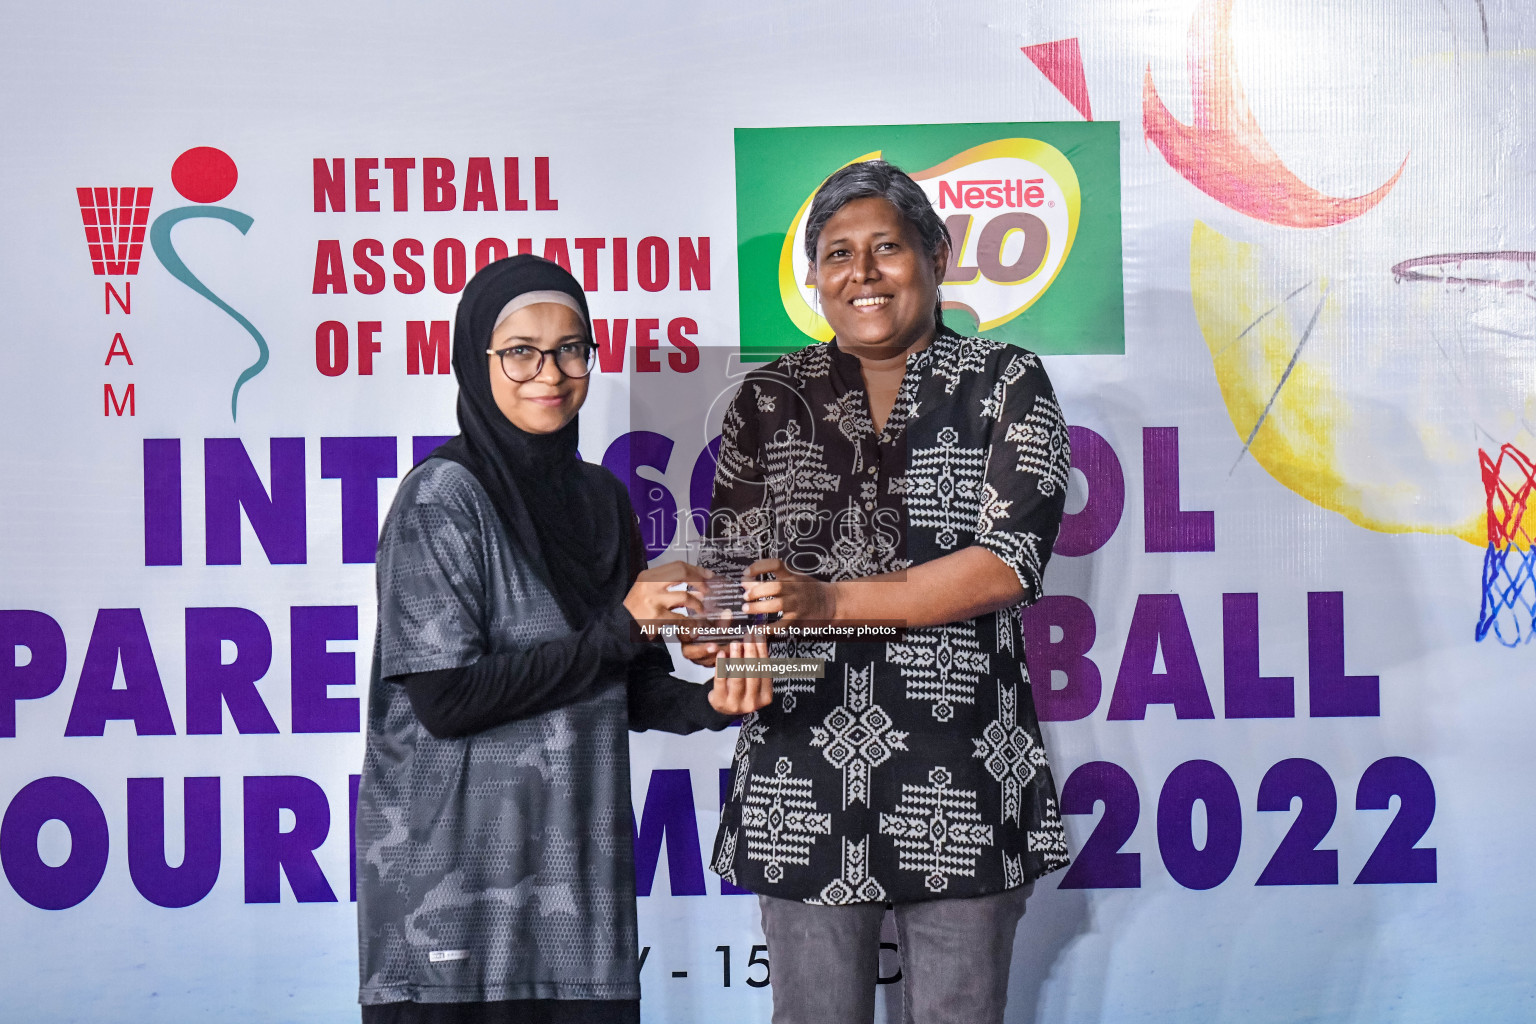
487, 302, 590, 434
813, 196, 948, 361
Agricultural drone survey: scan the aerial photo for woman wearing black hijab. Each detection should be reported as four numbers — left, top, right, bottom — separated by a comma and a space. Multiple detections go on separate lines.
355, 255, 770, 1024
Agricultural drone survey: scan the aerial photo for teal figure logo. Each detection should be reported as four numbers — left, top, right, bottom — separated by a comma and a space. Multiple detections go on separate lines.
150, 146, 269, 421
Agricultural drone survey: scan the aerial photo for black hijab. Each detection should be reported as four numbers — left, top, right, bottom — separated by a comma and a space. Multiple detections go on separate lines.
432, 255, 632, 628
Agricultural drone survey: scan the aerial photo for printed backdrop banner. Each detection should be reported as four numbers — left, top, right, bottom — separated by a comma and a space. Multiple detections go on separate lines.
2, 1, 1533, 1021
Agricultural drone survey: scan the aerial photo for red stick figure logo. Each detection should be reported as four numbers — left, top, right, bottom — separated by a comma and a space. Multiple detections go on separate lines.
149, 147, 269, 421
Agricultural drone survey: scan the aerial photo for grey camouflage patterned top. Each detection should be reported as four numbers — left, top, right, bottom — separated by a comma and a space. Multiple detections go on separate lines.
357, 458, 650, 1006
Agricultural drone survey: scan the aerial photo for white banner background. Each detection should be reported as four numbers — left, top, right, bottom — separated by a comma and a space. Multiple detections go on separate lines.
1, 1, 1532, 1021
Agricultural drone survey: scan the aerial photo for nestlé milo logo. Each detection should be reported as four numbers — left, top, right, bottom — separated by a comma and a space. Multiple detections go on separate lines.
779, 140, 1081, 341
735, 122, 1122, 360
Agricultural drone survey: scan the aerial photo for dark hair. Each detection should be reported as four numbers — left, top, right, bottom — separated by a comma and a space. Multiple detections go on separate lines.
803, 159, 950, 334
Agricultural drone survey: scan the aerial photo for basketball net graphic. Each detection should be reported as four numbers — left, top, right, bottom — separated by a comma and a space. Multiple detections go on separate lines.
75, 187, 153, 275
1478, 444, 1536, 646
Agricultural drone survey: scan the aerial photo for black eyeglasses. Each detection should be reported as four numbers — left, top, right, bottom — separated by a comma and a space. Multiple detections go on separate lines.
486, 341, 596, 382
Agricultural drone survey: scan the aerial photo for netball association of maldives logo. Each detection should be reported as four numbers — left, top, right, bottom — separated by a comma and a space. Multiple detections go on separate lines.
76, 146, 268, 420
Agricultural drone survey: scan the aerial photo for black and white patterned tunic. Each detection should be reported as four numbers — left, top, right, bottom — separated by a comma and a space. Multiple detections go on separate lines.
707, 332, 1072, 904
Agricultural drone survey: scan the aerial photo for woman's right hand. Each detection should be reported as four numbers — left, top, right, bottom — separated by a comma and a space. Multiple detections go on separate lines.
708, 634, 773, 715
624, 561, 711, 623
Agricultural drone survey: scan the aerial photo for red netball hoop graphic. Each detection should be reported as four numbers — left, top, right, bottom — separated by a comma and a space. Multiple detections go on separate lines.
1478, 444, 1536, 647
75, 186, 154, 275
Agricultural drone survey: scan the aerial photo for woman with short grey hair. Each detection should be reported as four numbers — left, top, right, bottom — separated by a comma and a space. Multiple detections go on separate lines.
801, 159, 954, 334
690, 159, 1074, 1024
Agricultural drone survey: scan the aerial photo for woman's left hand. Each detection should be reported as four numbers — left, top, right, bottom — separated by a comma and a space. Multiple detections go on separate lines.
708, 634, 773, 716
740, 558, 837, 624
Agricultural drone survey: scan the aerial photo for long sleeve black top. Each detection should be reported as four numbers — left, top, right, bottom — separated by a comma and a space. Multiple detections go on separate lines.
395, 604, 730, 740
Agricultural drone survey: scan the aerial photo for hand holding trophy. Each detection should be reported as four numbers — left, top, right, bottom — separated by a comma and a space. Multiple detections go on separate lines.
707, 631, 774, 715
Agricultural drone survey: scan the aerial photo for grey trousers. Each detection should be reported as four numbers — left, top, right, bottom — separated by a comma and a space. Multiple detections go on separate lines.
757, 884, 1032, 1024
